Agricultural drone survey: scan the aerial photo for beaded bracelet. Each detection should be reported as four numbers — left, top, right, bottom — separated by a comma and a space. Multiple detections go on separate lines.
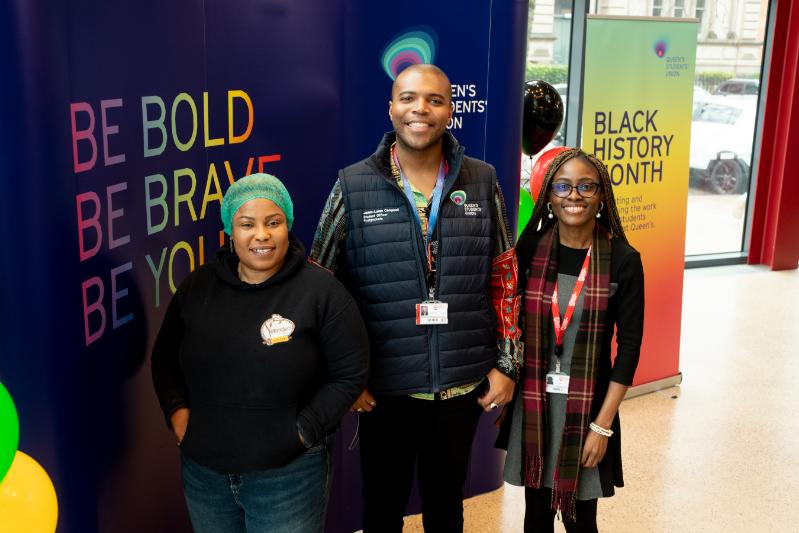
589, 422, 614, 437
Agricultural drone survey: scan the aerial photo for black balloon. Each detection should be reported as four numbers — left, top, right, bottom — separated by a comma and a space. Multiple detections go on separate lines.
522, 80, 564, 156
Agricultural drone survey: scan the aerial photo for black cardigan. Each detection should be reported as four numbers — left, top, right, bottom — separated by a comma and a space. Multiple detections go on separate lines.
151, 237, 369, 474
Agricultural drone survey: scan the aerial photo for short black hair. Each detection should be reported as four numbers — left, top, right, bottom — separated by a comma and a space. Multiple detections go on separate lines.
391, 64, 452, 102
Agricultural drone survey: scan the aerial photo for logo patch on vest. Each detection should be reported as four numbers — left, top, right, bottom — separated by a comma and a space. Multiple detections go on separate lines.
362, 207, 400, 224
449, 190, 466, 205
260, 314, 295, 346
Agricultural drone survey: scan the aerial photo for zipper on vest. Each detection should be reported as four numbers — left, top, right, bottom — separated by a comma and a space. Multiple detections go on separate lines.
419, 148, 463, 393
392, 178, 440, 392
391, 179, 429, 300
431, 237, 444, 393
430, 206, 445, 393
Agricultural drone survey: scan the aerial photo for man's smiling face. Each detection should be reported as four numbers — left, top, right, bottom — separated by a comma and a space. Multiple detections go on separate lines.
389, 66, 452, 153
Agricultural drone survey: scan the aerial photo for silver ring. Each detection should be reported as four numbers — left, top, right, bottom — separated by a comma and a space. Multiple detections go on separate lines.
356, 407, 364, 413
489, 402, 499, 410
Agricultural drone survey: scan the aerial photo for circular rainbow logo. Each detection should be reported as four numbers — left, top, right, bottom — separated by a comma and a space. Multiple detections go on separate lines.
654, 39, 668, 58
381, 28, 438, 80
450, 190, 467, 206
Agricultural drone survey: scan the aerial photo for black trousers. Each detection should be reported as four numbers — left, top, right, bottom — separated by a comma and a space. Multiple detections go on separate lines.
359, 385, 485, 533
524, 487, 598, 533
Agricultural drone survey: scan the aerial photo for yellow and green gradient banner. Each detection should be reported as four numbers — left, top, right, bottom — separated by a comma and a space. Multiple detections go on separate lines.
582, 16, 698, 385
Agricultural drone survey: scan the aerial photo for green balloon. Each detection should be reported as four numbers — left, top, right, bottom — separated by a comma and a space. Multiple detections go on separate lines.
517, 188, 535, 240
0, 382, 20, 484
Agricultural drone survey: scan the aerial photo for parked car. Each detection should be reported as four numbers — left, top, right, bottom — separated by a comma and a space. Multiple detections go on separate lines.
714, 78, 759, 96
693, 86, 711, 112
689, 96, 756, 194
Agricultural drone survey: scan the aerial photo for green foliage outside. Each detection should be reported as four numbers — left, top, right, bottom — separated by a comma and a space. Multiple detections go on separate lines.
525, 64, 568, 85
524, 63, 761, 93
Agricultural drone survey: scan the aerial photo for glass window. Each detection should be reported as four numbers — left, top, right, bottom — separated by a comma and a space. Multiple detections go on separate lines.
686, 0, 767, 255
520, 1, 573, 197
696, 0, 706, 26
555, 0, 573, 15
675, 0, 685, 18
588, 0, 770, 256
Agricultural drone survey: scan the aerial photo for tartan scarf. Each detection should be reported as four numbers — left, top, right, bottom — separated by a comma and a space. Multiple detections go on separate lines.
521, 223, 611, 519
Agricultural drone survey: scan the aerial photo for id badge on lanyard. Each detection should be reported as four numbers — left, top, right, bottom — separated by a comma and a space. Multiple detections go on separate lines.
545, 372, 570, 394
546, 352, 569, 393
546, 245, 592, 394
416, 300, 448, 325
394, 146, 448, 326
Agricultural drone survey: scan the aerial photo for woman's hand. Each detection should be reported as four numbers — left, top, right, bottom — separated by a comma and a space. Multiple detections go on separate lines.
581, 430, 608, 468
170, 407, 190, 445
351, 389, 377, 413
478, 369, 515, 413
581, 381, 628, 467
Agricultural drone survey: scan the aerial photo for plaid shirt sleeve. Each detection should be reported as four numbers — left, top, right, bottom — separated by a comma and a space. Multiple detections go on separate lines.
310, 179, 347, 272
490, 183, 523, 380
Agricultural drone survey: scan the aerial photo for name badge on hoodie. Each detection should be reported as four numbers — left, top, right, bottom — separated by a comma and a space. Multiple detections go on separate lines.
260, 314, 295, 346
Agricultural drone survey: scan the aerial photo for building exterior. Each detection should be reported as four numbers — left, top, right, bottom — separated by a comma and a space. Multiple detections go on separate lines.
527, 0, 767, 76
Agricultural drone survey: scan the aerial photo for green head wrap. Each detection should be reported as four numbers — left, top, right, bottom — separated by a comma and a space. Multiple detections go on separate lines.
220, 173, 294, 234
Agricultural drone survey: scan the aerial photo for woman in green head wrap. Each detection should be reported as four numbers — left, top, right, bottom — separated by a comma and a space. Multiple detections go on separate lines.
152, 173, 369, 533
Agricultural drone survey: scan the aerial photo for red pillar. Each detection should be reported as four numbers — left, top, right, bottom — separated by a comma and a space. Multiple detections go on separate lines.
748, 0, 799, 270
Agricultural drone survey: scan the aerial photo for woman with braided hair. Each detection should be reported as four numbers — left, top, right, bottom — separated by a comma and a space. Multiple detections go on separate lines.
498, 148, 645, 532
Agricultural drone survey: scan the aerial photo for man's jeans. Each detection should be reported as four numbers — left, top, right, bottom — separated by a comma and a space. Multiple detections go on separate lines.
181, 439, 331, 533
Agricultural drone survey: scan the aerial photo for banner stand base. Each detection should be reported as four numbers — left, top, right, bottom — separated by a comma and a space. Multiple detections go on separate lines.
625, 373, 683, 400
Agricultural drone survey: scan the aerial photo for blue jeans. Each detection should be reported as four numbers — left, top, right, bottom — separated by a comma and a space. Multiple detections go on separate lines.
181, 439, 331, 533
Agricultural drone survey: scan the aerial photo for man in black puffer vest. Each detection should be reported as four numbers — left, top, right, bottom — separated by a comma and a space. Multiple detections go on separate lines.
311, 64, 522, 533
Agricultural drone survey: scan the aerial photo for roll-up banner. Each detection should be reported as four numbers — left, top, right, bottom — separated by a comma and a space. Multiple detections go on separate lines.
581, 16, 699, 386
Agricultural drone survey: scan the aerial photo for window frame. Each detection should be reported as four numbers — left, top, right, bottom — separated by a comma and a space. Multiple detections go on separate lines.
571, 0, 775, 265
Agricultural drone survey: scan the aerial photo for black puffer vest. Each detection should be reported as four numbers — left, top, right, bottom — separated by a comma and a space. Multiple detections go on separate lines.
339, 132, 498, 395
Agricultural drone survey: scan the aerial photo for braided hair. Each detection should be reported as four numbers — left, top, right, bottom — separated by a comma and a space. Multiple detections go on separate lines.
520, 148, 628, 245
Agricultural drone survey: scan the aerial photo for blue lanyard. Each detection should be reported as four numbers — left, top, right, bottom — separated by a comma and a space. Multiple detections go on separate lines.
396, 156, 447, 244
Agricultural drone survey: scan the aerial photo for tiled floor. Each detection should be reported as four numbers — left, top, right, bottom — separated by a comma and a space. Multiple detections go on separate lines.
404, 264, 799, 532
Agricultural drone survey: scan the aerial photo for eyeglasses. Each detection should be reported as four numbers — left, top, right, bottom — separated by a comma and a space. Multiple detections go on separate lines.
551, 182, 601, 198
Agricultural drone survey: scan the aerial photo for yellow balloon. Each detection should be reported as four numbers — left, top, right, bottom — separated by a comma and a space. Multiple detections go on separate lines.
0, 451, 58, 533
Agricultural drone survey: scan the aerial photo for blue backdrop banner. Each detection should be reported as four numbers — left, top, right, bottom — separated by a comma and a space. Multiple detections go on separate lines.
0, 1, 528, 531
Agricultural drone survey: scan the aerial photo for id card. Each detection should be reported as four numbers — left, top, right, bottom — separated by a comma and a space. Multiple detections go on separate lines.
416, 301, 448, 325
545, 372, 570, 394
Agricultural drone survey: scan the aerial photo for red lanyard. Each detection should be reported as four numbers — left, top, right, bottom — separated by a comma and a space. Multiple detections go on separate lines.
551, 245, 592, 356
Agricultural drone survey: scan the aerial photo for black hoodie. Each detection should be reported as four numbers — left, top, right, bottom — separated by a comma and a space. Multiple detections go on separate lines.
151, 236, 369, 473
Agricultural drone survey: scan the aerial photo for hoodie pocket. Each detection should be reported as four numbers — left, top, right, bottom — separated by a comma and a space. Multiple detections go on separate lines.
181, 403, 305, 471
178, 414, 193, 448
